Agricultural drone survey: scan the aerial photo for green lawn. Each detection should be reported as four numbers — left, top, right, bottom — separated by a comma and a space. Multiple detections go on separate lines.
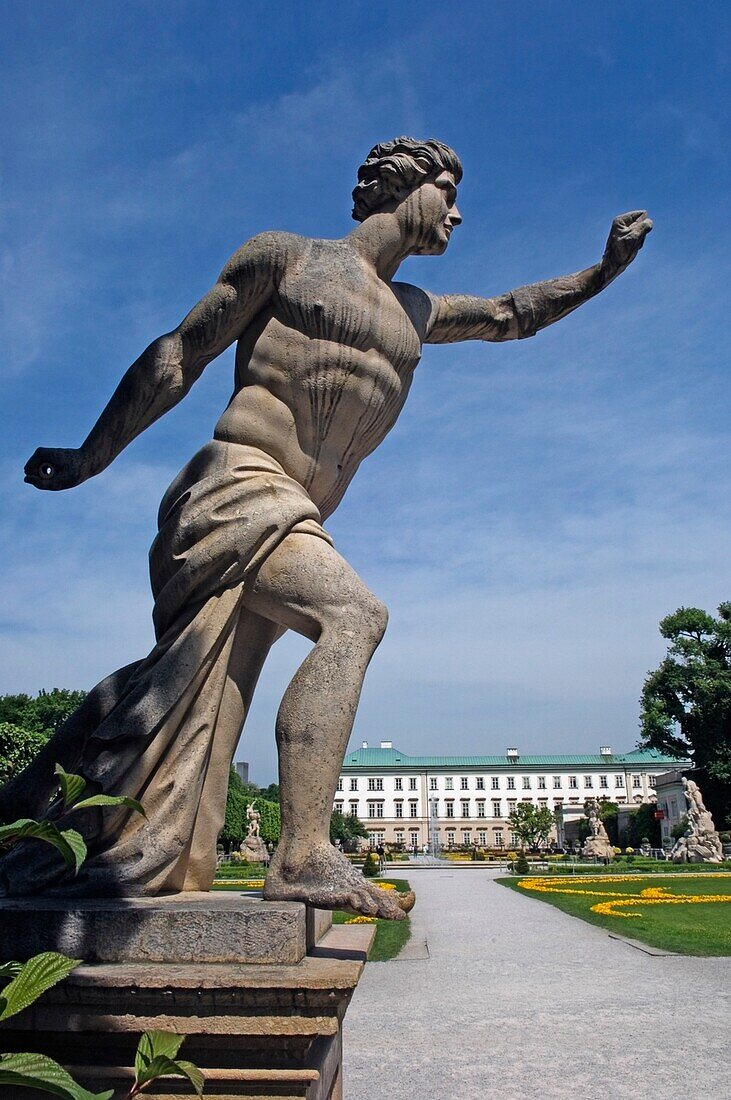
497, 872, 731, 956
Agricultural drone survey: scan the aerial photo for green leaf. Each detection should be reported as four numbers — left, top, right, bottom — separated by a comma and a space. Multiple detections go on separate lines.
134, 1030, 185, 1076
0, 962, 23, 983
73, 794, 147, 819
53, 765, 86, 810
0, 820, 83, 871
0, 953, 81, 1021
136, 1056, 203, 1095
58, 829, 87, 873
0, 1052, 112, 1099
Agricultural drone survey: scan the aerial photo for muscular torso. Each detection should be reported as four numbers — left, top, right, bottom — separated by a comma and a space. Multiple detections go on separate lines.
214, 237, 432, 518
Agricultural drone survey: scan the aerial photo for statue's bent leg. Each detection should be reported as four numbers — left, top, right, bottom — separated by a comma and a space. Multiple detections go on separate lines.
242, 532, 406, 919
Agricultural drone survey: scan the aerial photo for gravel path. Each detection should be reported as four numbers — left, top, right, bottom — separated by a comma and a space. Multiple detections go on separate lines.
343, 868, 731, 1099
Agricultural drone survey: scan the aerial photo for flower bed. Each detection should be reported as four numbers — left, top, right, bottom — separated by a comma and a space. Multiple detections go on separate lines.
497, 872, 731, 955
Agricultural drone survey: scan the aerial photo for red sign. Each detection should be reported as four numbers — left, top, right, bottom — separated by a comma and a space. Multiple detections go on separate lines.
653, 810, 665, 820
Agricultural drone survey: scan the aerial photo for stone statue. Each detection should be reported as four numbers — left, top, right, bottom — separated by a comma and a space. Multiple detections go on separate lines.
581, 800, 615, 861
241, 801, 268, 864
671, 777, 723, 863
0, 137, 651, 917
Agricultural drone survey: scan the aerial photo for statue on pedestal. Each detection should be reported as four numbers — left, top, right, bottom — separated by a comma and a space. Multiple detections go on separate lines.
671, 778, 723, 863
582, 800, 615, 861
241, 801, 269, 864
0, 137, 651, 916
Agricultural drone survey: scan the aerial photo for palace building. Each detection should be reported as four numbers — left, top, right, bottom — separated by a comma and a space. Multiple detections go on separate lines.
334, 741, 691, 850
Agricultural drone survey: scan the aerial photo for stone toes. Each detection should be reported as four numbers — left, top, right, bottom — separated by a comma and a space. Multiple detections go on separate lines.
397, 890, 416, 913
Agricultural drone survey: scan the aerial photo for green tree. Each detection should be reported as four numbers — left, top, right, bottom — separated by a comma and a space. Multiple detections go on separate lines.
0, 690, 87, 737
258, 783, 280, 803
639, 603, 731, 820
219, 769, 281, 850
0, 724, 49, 785
507, 803, 556, 849
329, 810, 368, 851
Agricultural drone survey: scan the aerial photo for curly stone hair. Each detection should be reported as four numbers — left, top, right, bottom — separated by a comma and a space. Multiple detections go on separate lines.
352, 136, 463, 223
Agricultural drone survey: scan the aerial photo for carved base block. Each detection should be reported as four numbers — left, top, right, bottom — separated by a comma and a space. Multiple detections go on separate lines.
0, 892, 314, 965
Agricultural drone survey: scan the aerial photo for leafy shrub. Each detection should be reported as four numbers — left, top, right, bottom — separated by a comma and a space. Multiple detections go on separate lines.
515, 852, 530, 875
362, 850, 378, 877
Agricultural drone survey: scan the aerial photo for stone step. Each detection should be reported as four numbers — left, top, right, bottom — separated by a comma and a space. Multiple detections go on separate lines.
71, 1063, 322, 1098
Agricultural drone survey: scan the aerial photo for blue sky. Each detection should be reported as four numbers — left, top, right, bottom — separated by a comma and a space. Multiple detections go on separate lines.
1, 1, 729, 783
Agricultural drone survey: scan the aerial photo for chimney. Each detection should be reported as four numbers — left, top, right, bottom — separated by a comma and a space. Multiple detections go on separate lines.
600, 746, 612, 757
380, 740, 393, 749
506, 747, 519, 761
362, 740, 369, 749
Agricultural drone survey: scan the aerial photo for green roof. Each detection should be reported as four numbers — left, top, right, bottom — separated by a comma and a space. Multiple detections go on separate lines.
340, 746, 690, 769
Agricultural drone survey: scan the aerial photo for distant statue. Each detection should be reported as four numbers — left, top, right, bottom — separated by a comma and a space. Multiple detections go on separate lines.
240, 800, 268, 865
246, 801, 262, 839
671, 778, 723, 864
582, 800, 614, 861
0, 136, 651, 917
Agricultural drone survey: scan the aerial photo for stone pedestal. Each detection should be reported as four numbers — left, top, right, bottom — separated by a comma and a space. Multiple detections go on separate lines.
0, 894, 373, 1100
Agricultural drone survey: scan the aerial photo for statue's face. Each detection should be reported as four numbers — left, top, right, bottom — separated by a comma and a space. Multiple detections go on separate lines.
403, 170, 462, 255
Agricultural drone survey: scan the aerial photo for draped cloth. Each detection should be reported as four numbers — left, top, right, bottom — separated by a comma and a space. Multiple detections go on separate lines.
0, 441, 332, 896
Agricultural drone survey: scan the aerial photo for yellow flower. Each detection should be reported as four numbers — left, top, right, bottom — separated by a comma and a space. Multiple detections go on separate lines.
345, 916, 377, 924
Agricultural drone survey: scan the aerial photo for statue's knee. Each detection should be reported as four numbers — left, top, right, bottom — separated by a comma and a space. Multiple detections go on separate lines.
354, 590, 388, 645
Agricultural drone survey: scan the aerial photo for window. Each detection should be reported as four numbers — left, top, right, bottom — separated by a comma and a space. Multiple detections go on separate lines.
478, 830, 487, 845
615, 774, 624, 788
511, 832, 520, 847
522, 776, 531, 789
507, 777, 516, 790
394, 777, 403, 791
648, 775, 657, 788
445, 777, 454, 791
491, 777, 500, 790
477, 800, 486, 818
492, 800, 501, 817
461, 800, 470, 818
507, 799, 517, 814
632, 775, 642, 789
409, 801, 418, 818
584, 776, 593, 789
336, 778, 343, 791
538, 799, 548, 809
569, 797, 580, 805
476, 777, 485, 790
568, 776, 578, 789
395, 803, 403, 818
429, 777, 438, 790
368, 778, 383, 792
462, 830, 472, 845
445, 801, 455, 818
350, 778, 358, 791
395, 829, 404, 844
460, 777, 469, 790
368, 830, 385, 847
446, 829, 456, 845
430, 799, 439, 817
553, 776, 561, 789
600, 775, 608, 788
367, 803, 379, 819
493, 830, 504, 847
349, 801, 358, 816
537, 776, 546, 789
409, 777, 417, 791
334, 801, 343, 814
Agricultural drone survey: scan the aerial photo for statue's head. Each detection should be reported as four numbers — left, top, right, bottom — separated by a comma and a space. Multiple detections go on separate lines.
352, 136, 463, 254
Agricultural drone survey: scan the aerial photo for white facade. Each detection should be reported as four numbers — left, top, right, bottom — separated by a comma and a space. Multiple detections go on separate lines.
334, 741, 690, 849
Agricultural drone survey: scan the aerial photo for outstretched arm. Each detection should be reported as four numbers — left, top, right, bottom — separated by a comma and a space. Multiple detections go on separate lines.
426, 211, 652, 344
25, 232, 288, 490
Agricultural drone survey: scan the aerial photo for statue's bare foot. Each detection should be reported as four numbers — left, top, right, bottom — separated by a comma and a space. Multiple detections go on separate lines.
264, 843, 410, 921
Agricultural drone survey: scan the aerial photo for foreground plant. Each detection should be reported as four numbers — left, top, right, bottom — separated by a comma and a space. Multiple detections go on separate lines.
0, 766, 203, 1097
